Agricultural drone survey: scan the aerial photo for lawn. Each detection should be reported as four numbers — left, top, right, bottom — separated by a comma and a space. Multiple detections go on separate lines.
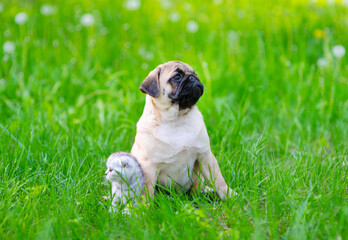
0, 0, 347, 239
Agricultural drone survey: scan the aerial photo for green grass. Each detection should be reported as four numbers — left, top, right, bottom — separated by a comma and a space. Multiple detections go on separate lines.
1, 0, 348, 239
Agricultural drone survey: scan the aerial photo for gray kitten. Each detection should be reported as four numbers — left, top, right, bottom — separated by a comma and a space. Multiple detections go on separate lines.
105, 152, 145, 211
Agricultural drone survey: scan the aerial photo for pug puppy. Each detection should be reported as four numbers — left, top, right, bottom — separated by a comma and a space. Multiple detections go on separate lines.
131, 61, 235, 200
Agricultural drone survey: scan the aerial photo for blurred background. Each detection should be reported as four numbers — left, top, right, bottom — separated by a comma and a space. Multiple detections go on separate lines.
0, 0, 347, 162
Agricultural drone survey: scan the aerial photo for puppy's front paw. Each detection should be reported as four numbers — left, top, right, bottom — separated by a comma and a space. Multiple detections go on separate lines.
202, 186, 215, 195
218, 187, 238, 201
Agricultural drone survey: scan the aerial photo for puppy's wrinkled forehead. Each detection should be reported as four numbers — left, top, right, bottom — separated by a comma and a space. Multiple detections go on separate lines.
160, 61, 194, 80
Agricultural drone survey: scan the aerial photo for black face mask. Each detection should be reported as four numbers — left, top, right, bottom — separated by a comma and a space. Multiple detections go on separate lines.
169, 75, 204, 110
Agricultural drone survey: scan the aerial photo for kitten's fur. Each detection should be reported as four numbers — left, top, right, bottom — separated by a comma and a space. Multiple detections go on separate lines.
105, 152, 145, 210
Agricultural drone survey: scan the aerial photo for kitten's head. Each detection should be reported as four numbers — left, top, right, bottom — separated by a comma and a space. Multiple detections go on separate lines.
105, 152, 137, 182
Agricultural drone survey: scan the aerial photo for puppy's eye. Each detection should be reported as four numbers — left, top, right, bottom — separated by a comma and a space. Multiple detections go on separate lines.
172, 74, 182, 81
109, 169, 113, 172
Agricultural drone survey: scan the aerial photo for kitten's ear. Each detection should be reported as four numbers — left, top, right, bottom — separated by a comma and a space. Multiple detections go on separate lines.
139, 66, 161, 98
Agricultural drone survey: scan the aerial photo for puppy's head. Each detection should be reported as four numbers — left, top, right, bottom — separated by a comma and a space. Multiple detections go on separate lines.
140, 61, 204, 110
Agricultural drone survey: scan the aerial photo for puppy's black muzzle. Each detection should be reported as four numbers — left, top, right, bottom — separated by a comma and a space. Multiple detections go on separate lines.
170, 75, 204, 109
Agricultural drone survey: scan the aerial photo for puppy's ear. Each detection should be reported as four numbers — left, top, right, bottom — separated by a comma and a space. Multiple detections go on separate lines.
140, 67, 161, 98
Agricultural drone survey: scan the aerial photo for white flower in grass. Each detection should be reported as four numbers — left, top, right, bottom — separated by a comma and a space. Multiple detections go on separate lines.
123, 23, 130, 30
213, 0, 223, 5
15, 12, 28, 25
237, 9, 245, 19
24, 36, 30, 43
138, 47, 145, 55
317, 58, 328, 68
227, 30, 238, 42
52, 39, 59, 48
125, 0, 141, 11
184, 3, 192, 11
0, 3, 3, 13
160, 0, 172, 9
145, 52, 154, 60
0, 78, 6, 86
332, 45, 346, 58
169, 12, 180, 22
344, 0, 348, 7
3, 41, 15, 53
80, 13, 95, 27
186, 20, 199, 33
40, 4, 57, 16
